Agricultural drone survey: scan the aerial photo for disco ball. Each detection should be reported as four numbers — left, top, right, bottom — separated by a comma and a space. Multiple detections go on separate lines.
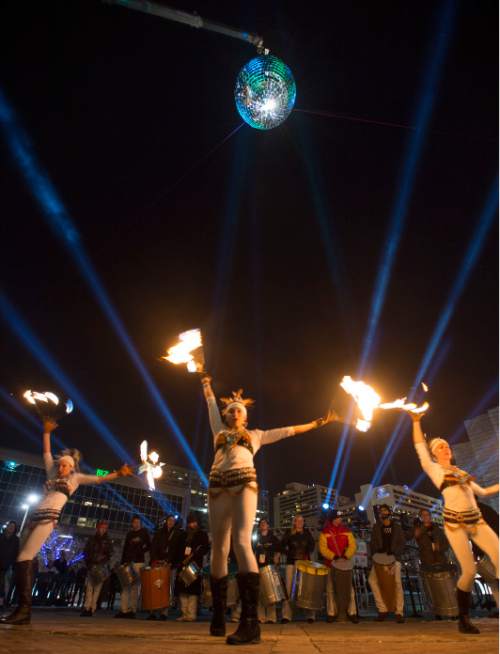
234, 54, 296, 130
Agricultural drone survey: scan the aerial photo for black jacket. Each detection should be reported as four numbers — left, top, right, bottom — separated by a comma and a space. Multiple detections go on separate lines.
414, 523, 449, 568
151, 525, 184, 565
280, 529, 315, 565
254, 531, 280, 568
370, 521, 406, 561
175, 527, 210, 596
179, 527, 210, 568
121, 528, 151, 564
0, 532, 19, 570
84, 533, 114, 567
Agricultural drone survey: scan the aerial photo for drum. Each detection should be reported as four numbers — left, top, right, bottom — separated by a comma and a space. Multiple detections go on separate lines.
332, 558, 354, 571
259, 565, 287, 607
372, 552, 397, 612
476, 555, 497, 584
88, 564, 109, 585
141, 565, 170, 611
178, 561, 201, 587
116, 563, 138, 589
422, 568, 459, 617
291, 560, 328, 610
330, 562, 354, 618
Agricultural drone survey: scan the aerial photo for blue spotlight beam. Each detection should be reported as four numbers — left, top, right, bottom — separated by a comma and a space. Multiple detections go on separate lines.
0, 89, 207, 486
325, 1, 456, 502
0, 293, 131, 463
413, 179, 499, 386
364, 178, 498, 494
359, 0, 455, 373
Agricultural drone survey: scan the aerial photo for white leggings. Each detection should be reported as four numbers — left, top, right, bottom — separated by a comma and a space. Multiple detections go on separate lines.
208, 487, 258, 578
18, 521, 55, 562
445, 522, 499, 592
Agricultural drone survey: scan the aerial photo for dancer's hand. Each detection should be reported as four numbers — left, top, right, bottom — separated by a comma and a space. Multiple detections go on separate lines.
409, 407, 428, 422
117, 464, 133, 477
200, 375, 212, 386
314, 408, 339, 428
43, 418, 58, 433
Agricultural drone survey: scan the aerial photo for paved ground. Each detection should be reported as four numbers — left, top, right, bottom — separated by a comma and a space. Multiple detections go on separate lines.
0, 611, 497, 654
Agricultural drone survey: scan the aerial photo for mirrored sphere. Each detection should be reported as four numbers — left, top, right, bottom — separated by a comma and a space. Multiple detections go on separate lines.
234, 54, 296, 130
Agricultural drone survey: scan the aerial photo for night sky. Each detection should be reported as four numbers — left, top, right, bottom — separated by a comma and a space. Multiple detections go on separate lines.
1, 1, 498, 502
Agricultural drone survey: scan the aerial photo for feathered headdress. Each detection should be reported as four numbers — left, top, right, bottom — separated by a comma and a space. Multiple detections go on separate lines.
220, 389, 254, 416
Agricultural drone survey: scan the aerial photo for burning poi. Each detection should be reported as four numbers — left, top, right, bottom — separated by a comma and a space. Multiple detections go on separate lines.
162, 328, 205, 373
339, 376, 429, 432
23, 390, 74, 420
138, 440, 165, 490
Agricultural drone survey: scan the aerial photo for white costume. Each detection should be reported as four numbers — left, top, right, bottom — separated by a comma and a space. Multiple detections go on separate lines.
206, 396, 295, 578
18, 453, 101, 562
415, 441, 499, 593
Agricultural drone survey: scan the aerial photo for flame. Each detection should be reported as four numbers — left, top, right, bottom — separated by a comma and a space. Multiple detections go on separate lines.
138, 440, 165, 490
409, 401, 430, 415
340, 376, 429, 431
422, 382, 429, 393
163, 329, 202, 372
340, 376, 381, 431
23, 390, 60, 406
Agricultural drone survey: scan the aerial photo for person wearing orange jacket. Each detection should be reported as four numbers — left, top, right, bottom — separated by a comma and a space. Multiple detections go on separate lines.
319, 510, 358, 623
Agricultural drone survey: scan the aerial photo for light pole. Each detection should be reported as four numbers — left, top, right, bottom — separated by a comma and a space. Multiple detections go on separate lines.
19, 493, 40, 535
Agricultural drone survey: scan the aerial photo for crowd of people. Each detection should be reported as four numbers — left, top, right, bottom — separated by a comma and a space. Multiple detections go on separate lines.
1, 501, 496, 628
0, 376, 497, 646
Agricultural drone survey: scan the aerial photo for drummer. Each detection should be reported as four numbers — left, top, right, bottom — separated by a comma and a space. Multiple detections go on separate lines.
368, 504, 406, 623
81, 520, 113, 617
115, 516, 151, 619
413, 509, 450, 570
175, 513, 210, 622
412, 509, 451, 619
149, 514, 184, 620
319, 510, 358, 623
280, 514, 316, 623
254, 518, 281, 624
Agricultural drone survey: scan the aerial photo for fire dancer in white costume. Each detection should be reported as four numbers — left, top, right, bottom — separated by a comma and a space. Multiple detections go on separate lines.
0, 419, 132, 626
201, 376, 337, 645
410, 410, 499, 634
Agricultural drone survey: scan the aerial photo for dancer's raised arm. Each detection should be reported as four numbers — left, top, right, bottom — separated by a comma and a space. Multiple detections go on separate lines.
201, 375, 224, 437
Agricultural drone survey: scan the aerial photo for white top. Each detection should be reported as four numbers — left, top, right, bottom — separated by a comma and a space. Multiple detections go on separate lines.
35, 452, 101, 515
207, 397, 295, 472
415, 442, 489, 513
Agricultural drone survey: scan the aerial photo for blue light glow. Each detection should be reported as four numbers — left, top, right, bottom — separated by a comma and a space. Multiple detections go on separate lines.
0, 89, 207, 486
322, 502, 329, 510
358, 0, 455, 373
0, 293, 131, 463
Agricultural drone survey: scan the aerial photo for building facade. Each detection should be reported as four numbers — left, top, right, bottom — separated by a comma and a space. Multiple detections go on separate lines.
273, 482, 349, 530
454, 406, 499, 512
354, 483, 443, 525
0, 448, 189, 539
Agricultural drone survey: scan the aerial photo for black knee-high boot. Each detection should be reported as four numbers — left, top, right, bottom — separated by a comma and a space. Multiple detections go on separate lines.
226, 572, 261, 645
1, 561, 33, 625
456, 588, 480, 634
210, 576, 228, 636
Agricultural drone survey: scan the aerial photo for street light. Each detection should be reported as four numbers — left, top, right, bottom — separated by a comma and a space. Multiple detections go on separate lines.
19, 494, 40, 535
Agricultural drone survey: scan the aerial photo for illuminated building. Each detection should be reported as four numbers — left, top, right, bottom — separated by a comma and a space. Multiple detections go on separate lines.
273, 482, 350, 530
355, 483, 443, 526
453, 406, 499, 513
